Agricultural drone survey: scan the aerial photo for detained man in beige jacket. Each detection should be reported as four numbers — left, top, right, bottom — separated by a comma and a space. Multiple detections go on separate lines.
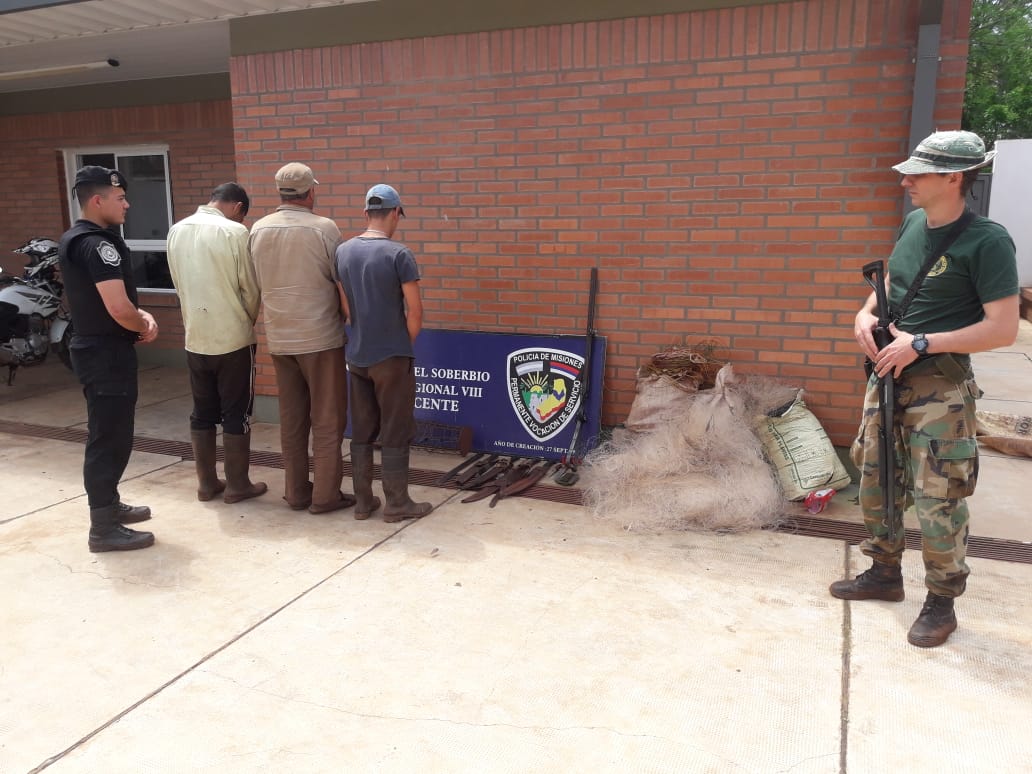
249, 163, 355, 514
167, 183, 267, 504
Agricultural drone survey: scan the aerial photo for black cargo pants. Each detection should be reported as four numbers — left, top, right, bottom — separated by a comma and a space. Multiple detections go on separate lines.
70, 336, 138, 509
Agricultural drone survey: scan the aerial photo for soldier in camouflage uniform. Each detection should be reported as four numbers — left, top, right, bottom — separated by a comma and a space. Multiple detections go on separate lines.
830, 131, 1020, 647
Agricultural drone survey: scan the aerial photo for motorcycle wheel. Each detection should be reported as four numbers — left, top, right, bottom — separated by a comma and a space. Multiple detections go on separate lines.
58, 324, 74, 370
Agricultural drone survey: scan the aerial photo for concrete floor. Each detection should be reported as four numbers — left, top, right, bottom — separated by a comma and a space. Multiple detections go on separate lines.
1, 324, 1030, 774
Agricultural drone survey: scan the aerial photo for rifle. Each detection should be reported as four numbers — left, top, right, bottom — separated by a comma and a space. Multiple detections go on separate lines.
861, 260, 900, 542
555, 266, 599, 486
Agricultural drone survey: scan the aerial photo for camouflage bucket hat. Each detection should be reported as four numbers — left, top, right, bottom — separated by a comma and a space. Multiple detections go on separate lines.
892, 130, 996, 175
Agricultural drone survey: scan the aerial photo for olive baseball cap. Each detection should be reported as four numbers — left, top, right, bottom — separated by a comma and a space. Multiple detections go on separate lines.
892, 130, 996, 175
275, 162, 318, 194
365, 183, 405, 216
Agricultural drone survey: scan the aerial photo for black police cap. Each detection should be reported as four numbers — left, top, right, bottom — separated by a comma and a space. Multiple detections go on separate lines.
73, 165, 128, 192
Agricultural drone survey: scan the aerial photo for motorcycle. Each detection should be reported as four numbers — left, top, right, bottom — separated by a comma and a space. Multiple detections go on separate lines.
0, 238, 74, 385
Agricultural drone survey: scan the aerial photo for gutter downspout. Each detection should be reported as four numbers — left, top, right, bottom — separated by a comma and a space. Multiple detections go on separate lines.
904, 0, 944, 216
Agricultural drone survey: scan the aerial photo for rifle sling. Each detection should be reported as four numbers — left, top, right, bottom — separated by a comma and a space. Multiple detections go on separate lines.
893, 209, 975, 324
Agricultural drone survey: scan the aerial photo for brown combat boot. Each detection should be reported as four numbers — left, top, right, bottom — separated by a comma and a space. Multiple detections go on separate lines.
829, 561, 904, 602
907, 592, 957, 647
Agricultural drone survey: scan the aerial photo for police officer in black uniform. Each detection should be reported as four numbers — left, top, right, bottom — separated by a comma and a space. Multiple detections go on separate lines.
59, 166, 159, 552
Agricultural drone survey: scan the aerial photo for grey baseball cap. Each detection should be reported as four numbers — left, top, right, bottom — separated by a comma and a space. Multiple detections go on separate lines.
365, 183, 405, 216
892, 130, 996, 175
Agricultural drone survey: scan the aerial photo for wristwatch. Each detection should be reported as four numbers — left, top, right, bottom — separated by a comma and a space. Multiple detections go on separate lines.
911, 333, 930, 357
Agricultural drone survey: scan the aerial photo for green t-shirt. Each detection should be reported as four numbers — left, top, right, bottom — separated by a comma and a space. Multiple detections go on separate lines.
888, 209, 1018, 335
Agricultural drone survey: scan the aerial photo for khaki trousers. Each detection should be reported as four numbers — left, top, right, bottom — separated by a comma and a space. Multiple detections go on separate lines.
272, 347, 348, 509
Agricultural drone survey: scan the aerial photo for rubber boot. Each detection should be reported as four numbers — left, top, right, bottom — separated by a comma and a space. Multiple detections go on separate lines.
350, 442, 382, 520
222, 432, 268, 504
907, 592, 958, 647
191, 428, 226, 502
828, 561, 904, 602
308, 490, 357, 514
380, 446, 432, 523
88, 505, 154, 553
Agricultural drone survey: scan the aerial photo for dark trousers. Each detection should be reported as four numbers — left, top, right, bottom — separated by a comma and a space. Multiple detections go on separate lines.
70, 338, 138, 509
348, 356, 417, 448
271, 347, 348, 508
187, 344, 256, 435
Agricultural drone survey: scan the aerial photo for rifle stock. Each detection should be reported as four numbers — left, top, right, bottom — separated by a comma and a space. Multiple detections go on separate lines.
861, 260, 900, 541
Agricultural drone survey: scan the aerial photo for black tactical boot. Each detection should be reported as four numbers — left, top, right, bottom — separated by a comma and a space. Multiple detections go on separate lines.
89, 505, 154, 552
191, 428, 226, 502
907, 592, 957, 647
114, 500, 151, 524
829, 561, 904, 602
380, 446, 432, 523
350, 442, 381, 520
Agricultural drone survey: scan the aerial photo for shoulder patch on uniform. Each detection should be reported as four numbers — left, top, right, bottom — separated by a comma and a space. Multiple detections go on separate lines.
96, 241, 120, 267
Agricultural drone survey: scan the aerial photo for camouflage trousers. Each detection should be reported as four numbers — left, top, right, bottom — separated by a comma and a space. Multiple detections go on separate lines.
851, 358, 981, 598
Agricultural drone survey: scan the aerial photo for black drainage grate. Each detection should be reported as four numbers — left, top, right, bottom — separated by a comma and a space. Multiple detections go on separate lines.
3, 419, 1028, 563
0, 420, 584, 507
776, 514, 1032, 565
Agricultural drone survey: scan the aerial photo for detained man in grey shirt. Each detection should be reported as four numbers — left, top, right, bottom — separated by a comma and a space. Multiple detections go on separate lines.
335, 184, 431, 522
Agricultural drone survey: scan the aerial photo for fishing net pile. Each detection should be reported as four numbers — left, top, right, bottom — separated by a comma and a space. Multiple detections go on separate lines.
582, 352, 824, 533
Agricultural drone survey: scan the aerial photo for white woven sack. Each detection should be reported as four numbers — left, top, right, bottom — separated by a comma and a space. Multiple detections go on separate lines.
756, 393, 851, 501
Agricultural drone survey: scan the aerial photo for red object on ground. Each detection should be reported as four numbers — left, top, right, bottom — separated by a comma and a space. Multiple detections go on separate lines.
805, 488, 836, 514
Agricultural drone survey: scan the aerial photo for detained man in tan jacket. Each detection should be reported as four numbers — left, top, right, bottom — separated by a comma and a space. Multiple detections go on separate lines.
167, 182, 267, 504
249, 163, 355, 514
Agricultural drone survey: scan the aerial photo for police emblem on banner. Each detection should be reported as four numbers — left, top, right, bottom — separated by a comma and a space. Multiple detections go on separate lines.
506, 347, 584, 441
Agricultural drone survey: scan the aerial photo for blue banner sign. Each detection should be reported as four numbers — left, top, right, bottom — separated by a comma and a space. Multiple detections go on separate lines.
412, 328, 605, 460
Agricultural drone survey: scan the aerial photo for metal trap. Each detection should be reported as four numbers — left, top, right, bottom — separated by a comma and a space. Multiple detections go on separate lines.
412, 420, 473, 454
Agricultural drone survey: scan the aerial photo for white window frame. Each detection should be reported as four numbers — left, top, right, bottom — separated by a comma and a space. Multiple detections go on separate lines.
63, 144, 175, 293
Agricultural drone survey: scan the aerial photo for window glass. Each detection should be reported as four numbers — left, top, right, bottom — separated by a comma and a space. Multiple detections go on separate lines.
118, 154, 170, 241
67, 147, 175, 290
80, 152, 115, 168
130, 250, 174, 290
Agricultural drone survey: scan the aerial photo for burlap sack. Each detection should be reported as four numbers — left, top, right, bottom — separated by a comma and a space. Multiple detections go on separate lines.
624, 374, 697, 433
976, 410, 1032, 458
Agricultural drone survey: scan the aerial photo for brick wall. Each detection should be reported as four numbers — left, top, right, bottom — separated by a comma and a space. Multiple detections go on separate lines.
0, 100, 236, 350
231, 0, 971, 445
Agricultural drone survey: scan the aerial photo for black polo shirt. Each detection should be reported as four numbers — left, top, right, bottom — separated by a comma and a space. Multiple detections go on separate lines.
58, 219, 138, 339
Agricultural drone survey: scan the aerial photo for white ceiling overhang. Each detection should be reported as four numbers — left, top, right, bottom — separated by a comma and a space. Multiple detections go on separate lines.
0, 0, 370, 93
